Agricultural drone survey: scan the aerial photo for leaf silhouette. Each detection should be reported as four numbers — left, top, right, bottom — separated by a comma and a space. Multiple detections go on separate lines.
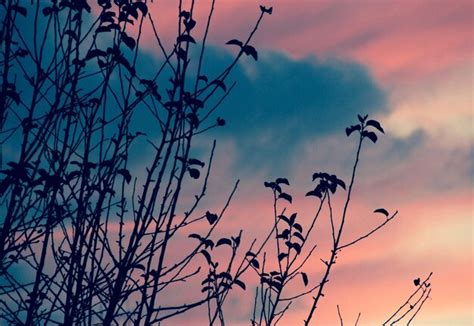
259, 5, 273, 14
122, 32, 136, 50
216, 117, 226, 126
211, 80, 227, 91
177, 34, 196, 44
250, 259, 260, 269
414, 278, 421, 286
374, 208, 389, 217
275, 177, 290, 185
345, 124, 361, 136
12, 5, 27, 17
205, 211, 218, 225
216, 238, 232, 247
234, 279, 246, 290
301, 272, 309, 286
363, 131, 378, 143
278, 253, 288, 261
200, 250, 212, 265
188, 168, 200, 179
242, 45, 258, 61
188, 233, 202, 241
134, 2, 148, 15
188, 158, 205, 167
366, 119, 385, 133
279, 192, 292, 203
358, 114, 368, 123
117, 169, 131, 184
226, 39, 243, 47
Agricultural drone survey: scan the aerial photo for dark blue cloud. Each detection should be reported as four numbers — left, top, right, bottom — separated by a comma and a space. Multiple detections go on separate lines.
197, 48, 387, 174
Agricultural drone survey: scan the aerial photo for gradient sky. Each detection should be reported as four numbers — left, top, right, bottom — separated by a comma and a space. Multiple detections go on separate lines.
137, 0, 473, 324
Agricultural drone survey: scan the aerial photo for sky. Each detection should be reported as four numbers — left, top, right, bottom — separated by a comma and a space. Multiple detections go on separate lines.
133, 0, 472, 324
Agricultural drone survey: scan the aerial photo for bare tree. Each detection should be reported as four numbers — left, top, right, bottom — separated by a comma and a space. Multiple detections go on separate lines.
0, 1, 431, 325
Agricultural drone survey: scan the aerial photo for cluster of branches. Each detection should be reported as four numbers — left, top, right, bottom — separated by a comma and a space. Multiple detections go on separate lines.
0, 0, 431, 325
246, 116, 432, 325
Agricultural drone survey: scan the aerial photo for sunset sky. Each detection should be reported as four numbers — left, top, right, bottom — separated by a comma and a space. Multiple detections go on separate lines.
0, 0, 474, 326
134, 0, 473, 324
138, 1, 472, 324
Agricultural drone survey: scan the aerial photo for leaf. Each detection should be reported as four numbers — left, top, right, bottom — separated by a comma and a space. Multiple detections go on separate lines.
12, 5, 27, 17
226, 39, 243, 47
133, 263, 146, 271
201, 285, 213, 293
205, 211, 218, 225
278, 253, 288, 262
289, 213, 297, 225
188, 168, 200, 179
306, 189, 322, 198
242, 45, 258, 61
414, 278, 421, 287
188, 158, 205, 167
278, 192, 292, 203
200, 250, 212, 265
293, 231, 305, 242
179, 10, 190, 19
292, 243, 301, 254
216, 238, 232, 247
259, 5, 273, 14
134, 2, 148, 15
198, 75, 208, 83
336, 178, 346, 190
275, 177, 290, 185
188, 233, 202, 241
250, 259, 260, 269
366, 119, 385, 134
211, 80, 226, 91
345, 124, 361, 136
301, 272, 309, 286
245, 251, 256, 258
218, 272, 232, 280
363, 131, 378, 143
278, 215, 291, 225
216, 117, 226, 126
293, 223, 303, 233
121, 32, 136, 50
374, 208, 389, 217
358, 114, 367, 123
117, 169, 131, 184
234, 279, 246, 290
184, 18, 196, 31
177, 34, 196, 44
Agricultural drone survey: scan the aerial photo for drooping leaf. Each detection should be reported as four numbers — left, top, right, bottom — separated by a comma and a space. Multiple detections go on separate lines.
117, 169, 131, 184
121, 32, 136, 50
306, 189, 322, 198
133, 263, 146, 271
363, 131, 378, 143
413, 278, 421, 287
12, 5, 27, 17
188, 233, 202, 241
374, 208, 389, 217
278, 215, 291, 225
301, 272, 309, 286
216, 117, 226, 126
245, 251, 256, 258
201, 285, 213, 293
198, 75, 208, 83
134, 2, 148, 15
242, 45, 258, 61
188, 158, 205, 167
177, 34, 196, 44
211, 80, 226, 91
205, 211, 218, 225
226, 39, 243, 47
293, 223, 303, 233
345, 124, 361, 137
279, 192, 292, 203
216, 238, 232, 247
278, 253, 288, 262
275, 177, 290, 185
250, 259, 260, 269
366, 119, 385, 134
184, 18, 196, 31
200, 250, 212, 265
234, 279, 246, 290
188, 167, 200, 179
293, 231, 305, 242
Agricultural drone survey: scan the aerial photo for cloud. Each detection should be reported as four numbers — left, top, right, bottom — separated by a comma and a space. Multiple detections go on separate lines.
196, 48, 387, 175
